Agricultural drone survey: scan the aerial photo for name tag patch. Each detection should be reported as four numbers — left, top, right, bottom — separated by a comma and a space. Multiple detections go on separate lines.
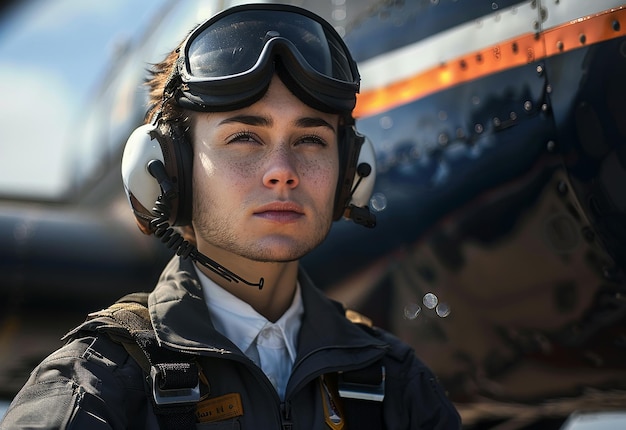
196, 392, 244, 423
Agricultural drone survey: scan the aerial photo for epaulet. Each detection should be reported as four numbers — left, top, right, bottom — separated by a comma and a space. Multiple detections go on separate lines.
87, 292, 151, 330
64, 292, 155, 372
345, 309, 373, 327
63, 293, 149, 341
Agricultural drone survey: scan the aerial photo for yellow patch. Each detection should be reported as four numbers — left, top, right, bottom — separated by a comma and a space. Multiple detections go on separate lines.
345, 309, 373, 327
196, 392, 244, 423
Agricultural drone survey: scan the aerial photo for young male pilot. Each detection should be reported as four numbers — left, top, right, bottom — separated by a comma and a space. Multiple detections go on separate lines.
1, 4, 461, 429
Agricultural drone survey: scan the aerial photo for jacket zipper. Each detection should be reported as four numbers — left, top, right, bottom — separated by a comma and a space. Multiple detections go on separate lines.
201, 349, 293, 428
281, 401, 293, 430
246, 360, 295, 429
168, 341, 387, 428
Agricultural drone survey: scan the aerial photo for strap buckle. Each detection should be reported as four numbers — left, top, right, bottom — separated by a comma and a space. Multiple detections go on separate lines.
338, 365, 385, 402
150, 364, 200, 406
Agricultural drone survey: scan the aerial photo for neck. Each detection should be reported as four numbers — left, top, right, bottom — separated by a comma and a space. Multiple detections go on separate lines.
195, 251, 299, 323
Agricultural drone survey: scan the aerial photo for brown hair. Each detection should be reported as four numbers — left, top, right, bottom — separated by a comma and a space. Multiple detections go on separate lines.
144, 42, 186, 125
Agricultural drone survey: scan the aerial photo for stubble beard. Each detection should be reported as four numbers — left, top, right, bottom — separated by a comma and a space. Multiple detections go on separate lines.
192, 198, 331, 263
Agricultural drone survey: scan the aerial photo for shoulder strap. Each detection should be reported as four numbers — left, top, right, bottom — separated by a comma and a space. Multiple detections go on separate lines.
87, 293, 199, 430
339, 309, 386, 430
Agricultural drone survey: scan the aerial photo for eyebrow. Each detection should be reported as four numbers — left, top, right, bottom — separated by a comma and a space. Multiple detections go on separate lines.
218, 114, 336, 132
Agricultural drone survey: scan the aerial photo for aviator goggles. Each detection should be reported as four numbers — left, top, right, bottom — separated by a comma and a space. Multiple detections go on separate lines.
174, 3, 360, 114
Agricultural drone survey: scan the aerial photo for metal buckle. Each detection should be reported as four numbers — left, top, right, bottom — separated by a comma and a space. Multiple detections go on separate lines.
150, 365, 201, 406
338, 365, 385, 402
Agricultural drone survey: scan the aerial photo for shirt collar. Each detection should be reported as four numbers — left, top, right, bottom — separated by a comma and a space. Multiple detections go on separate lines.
195, 265, 303, 362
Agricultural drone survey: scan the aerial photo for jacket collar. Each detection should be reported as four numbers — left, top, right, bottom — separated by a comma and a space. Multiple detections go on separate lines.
148, 256, 388, 364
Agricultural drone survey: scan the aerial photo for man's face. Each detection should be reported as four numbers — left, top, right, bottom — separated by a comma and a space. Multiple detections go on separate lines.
190, 75, 340, 263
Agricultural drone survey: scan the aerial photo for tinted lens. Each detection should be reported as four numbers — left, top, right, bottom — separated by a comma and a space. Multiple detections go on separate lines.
185, 9, 355, 83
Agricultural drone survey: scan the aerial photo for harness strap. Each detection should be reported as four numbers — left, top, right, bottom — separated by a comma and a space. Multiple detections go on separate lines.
338, 361, 385, 429
341, 309, 386, 429
88, 293, 199, 430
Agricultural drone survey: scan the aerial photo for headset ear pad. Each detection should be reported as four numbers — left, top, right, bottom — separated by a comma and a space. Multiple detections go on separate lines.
155, 120, 193, 226
121, 121, 193, 232
333, 125, 376, 221
349, 135, 376, 208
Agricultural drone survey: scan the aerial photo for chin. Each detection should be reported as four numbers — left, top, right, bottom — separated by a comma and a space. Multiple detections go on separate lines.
246, 237, 321, 263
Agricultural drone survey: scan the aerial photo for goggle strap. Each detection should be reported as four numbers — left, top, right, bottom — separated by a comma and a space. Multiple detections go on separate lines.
151, 58, 185, 123
163, 57, 185, 100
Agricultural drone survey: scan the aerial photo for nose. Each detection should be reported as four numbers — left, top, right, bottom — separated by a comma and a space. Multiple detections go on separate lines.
262, 147, 299, 189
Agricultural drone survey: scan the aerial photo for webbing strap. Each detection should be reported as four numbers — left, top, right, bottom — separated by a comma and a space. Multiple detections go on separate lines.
338, 361, 385, 429
89, 294, 199, 430
343, 398, 383, 429
339, 312, 386, 429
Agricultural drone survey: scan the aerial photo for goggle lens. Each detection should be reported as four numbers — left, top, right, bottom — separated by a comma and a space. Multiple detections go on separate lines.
177, 5, 359, 113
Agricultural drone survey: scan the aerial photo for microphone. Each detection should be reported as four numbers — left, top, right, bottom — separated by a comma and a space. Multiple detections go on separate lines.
147, 160, 264, 289
147, 160, 176, 200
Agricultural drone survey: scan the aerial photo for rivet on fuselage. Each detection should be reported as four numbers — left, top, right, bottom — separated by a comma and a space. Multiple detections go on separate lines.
613, 20, 621, 32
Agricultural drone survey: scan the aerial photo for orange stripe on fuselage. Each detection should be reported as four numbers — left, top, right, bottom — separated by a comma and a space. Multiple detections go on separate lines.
354, 6, 626, 118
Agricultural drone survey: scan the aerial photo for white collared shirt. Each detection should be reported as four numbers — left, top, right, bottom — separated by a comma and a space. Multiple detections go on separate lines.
195, 266, 303, 400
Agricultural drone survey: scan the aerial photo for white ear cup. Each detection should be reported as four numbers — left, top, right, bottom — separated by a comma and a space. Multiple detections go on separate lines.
349, 135, 376, 208
121, 124, 164, 213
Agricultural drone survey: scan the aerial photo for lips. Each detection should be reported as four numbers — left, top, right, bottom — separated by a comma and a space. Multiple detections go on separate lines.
253, 202, 305, 223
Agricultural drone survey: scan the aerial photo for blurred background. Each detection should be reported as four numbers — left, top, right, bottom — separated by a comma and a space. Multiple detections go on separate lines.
2, 1, 626, 428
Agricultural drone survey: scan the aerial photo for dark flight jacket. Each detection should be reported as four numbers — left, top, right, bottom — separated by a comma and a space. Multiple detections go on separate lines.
1, 256, 461, 429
